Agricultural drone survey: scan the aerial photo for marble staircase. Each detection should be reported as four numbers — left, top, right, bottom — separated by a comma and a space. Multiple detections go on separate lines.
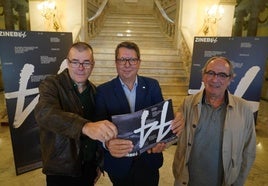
88, 12, 188, 111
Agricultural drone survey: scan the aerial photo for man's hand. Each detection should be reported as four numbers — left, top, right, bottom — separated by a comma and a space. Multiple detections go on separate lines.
106, 139, 133, 158
171, 111, 185, 136
82, 120, 118, 142
147, 142, 166, 154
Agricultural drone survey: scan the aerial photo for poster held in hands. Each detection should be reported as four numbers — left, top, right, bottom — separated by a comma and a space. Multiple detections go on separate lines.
112, 99, 177, 155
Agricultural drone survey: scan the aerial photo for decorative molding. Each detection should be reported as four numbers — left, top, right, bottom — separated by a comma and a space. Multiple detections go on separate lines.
219, 0, 236, 5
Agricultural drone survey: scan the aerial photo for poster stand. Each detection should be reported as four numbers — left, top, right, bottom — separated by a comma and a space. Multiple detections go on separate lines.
0, 30, 72, 175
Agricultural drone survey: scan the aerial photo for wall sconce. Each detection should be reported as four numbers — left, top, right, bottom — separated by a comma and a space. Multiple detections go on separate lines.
201, 4, 224, 35
37, 1, 61, 31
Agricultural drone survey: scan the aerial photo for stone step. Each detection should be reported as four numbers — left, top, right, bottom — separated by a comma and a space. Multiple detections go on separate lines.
94, 60, 184, 69
91, 38, 173, 45
103, 14, 161, 30
93, 53, 181, 63
104, 20, 159, 27
91, 40, 174, 48
105, 13, 157, 20
93, 66, 186, 76
103, 16, 159, 25
92, 47, 179, 55
97, 28, 165, 36
163, 95, 186, 111
164, 85, 188, 91
92, 79, 188, 89
102, 21, 160, 30
91, 35, 173, 42
164, 94, 186, 103
90, 72, 187, 84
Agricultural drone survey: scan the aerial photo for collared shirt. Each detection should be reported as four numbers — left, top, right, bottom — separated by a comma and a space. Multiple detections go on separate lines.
188, 97, 226, 186
119, 77, 138, 113
173, 90, 256, 186
73, 83, 97, 162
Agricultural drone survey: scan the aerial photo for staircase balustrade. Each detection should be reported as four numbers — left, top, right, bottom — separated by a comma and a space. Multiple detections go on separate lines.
87, 0, 109, 38
153, 0, 175, 38
87, 1, 187, 109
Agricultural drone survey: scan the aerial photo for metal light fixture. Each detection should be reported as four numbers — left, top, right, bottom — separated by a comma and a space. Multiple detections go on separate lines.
201, 4, 224, 35
37, 1, 61, 31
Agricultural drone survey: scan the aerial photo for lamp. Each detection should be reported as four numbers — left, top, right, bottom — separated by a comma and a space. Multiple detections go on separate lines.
37, 1, 61, 31
200, 5, 224, 35
205, 5, 224, 23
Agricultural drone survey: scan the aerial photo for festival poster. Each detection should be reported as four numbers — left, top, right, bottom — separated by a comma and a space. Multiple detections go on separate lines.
189, 37, 268, 113
112, 99, 176, 155
0, 30, 72, 175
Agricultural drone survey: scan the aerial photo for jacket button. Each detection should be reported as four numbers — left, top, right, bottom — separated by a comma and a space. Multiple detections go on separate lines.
183, 182, 187, 185
192, 124, 196, 128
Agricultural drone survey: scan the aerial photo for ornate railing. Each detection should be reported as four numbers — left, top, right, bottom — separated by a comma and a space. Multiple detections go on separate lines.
153, 0, 175, 38
87, 0, 109, 38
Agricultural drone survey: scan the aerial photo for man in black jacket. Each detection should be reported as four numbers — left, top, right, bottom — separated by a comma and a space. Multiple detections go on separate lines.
35, 42, 117, 186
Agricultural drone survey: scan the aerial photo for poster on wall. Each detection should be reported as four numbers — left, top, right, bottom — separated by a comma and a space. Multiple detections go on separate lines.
112, 99, 176, 156
189, 37, 268, 114
0, 30, 72, 175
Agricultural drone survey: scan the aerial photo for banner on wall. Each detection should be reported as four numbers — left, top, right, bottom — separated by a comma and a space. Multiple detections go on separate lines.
189, 37, 268, 114
0, 30, 72, 175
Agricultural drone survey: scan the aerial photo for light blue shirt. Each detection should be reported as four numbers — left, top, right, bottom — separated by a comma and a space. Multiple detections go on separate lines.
119, 77, 138, 113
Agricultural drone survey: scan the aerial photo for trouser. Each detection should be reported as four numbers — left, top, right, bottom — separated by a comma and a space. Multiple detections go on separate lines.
108, 157, 159, 186
46, 162, 97, 186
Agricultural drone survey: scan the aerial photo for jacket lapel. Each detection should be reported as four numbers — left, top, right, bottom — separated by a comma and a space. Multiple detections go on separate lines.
113, 77, 131, 113
135, 76, 147, 111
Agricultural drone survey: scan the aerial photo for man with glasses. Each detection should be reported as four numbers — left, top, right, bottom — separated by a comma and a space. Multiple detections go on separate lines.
35, 42, 117, 186
173, 56, 256, 186
94, 41, 184, 186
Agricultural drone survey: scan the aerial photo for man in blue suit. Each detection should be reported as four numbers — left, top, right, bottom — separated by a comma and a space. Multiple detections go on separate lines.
95, 41, 184, 186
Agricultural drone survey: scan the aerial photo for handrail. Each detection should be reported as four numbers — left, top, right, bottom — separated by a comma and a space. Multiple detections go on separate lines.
72, 24, 81, 42
87, 0, 109, 38
153, 0, 175, 38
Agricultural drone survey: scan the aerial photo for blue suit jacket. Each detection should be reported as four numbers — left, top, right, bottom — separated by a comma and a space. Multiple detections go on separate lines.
95, 75, 164, 178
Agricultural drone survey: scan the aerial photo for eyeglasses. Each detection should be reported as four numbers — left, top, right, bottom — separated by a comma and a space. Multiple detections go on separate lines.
67, 58, 94, 69
116, 57, 139, 65
204, 70, 231, 80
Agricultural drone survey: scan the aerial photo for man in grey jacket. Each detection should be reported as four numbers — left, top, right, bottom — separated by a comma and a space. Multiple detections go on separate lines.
173, 56, 256, 186
35, 42, 117, 186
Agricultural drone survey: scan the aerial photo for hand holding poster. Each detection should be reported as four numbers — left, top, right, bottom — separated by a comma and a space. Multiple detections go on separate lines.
112, 99, 177, 155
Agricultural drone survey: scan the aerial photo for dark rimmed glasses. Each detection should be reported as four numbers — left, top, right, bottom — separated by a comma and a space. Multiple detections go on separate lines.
204, 70, 231, 80
67, 58, 94, 69
116, 57, 139, 65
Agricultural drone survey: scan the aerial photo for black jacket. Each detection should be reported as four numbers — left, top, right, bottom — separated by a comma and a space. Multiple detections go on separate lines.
34, 69, 100, 176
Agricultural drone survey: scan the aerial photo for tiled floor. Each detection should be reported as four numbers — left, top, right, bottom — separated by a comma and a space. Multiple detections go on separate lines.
0, 90, 267, 186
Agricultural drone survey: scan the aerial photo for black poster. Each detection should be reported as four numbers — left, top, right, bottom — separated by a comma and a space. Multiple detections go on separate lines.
112, 99, 176, 155
0, 30, 72, 175
189, 37, 268, 114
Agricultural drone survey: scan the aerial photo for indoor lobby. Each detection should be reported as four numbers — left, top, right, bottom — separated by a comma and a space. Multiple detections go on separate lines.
1, 0, 268, 185
0, 92, 268, 185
